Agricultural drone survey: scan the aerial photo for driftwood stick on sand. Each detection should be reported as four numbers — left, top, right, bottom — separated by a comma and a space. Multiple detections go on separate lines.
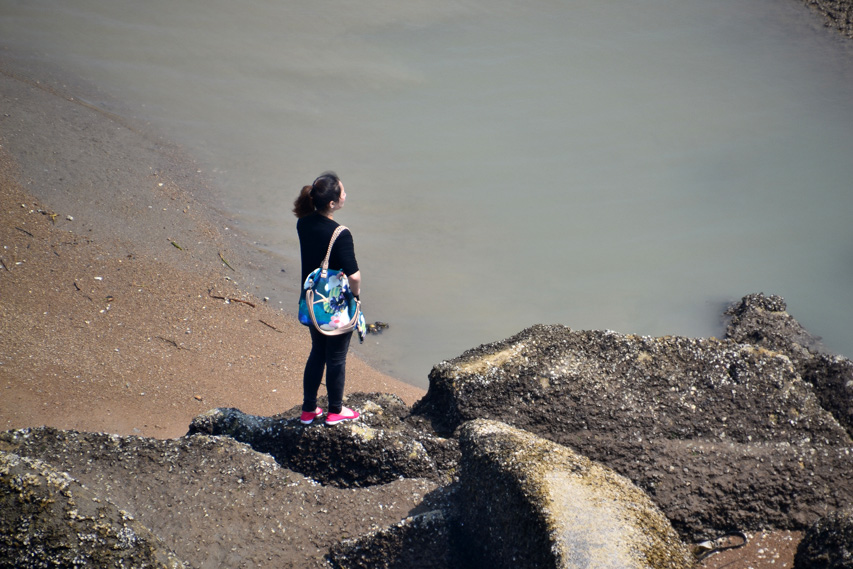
259, 319, 283, 332
208, 289, 257, 308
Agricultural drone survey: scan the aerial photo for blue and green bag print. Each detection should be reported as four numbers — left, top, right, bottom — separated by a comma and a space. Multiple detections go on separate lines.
298, 226, 366, 342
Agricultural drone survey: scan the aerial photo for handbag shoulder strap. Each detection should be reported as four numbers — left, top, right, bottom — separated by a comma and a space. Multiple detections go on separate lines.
320, 225, 348, 275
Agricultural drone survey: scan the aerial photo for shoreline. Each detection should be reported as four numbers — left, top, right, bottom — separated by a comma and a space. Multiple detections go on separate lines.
2, 19, 849, 565
0, 58, 424, 440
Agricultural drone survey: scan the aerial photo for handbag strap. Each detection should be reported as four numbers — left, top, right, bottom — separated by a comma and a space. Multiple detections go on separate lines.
320, 225, 348, 277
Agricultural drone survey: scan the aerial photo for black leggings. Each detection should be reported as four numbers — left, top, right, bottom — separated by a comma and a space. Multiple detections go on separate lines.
302, 327, 352, 414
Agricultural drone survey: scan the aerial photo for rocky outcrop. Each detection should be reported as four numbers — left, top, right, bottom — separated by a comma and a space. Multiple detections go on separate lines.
803, 0, 853, 39
453, 420, 694, 569
795, 507, 853, 569
726, 293, 853, 436
326, 420, 695, 569
412, 313, 853, 537
414, 323, 844, 444
187, 392, 459, 487
3, 293, 852, 567
0, 426, 438, 568
0, 450, 188, 568
724, 293, 825, 358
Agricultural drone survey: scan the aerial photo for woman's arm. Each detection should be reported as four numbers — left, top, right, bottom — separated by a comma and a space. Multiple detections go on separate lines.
348, 270, 361, 297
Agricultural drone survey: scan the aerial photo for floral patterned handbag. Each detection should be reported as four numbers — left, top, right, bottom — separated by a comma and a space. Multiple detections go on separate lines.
298, 226, 367, 342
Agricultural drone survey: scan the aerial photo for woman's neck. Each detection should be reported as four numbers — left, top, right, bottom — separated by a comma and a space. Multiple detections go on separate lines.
318, 209, 334, 220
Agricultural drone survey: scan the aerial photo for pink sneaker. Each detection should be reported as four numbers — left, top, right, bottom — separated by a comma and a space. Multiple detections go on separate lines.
300, 407, 324, 425
325, 406, 360, 426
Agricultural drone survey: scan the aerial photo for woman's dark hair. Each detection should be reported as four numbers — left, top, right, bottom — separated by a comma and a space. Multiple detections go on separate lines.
293, 171, 342, 218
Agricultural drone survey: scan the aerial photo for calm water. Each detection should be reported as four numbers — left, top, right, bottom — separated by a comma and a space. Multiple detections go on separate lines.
3, 0, 853, 387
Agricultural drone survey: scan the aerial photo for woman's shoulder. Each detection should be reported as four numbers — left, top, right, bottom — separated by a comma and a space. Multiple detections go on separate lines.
297, 214, 354, 244
298, 212, 338, 229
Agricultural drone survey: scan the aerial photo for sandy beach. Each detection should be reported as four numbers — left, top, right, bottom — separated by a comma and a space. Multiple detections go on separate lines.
0, 59, 424, 440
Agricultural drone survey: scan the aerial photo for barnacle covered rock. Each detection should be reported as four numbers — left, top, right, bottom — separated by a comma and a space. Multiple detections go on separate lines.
413, 317, 853, 537
454, 419, 694, 569
188, 392, 458, 487
0, 450, 187, 568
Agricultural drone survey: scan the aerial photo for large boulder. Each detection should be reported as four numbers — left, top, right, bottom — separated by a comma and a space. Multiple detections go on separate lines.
795, 507, 853, 569
187, 392, 458, 487
453, 419, 694, 569
414, 324, 843, 444
725, 293, 853, 436
0, 450, 187, 568
0, 426, 438, 569
412, 322, 853, 537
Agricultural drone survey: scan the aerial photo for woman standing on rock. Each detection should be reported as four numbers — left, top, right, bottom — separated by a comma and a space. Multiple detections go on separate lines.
293, 171, 361, 426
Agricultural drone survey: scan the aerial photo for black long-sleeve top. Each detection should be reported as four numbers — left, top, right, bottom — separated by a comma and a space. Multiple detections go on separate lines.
296, 212, 359, 284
